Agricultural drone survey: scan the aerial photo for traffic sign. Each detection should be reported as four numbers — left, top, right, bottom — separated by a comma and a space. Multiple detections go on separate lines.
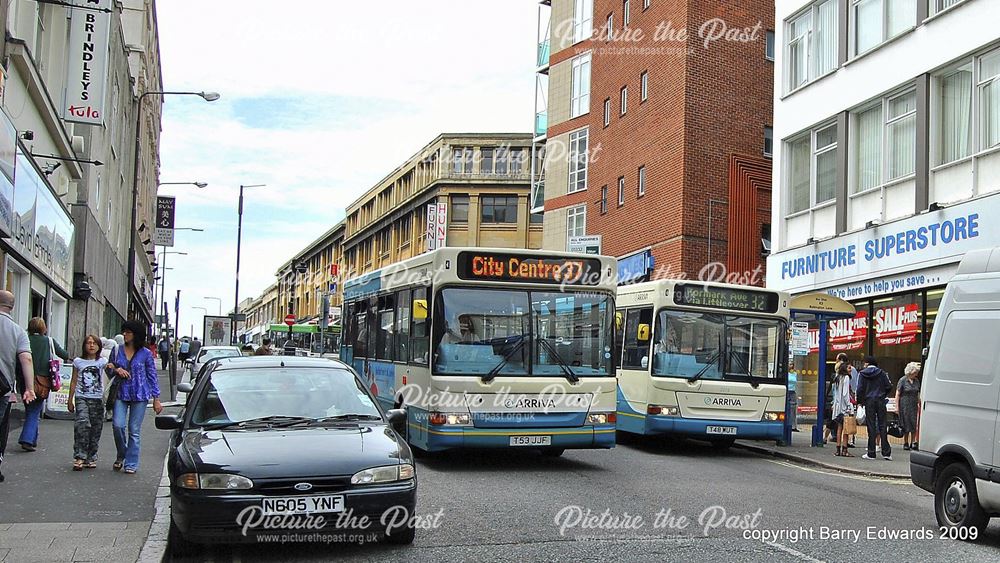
284, 314, 296, 326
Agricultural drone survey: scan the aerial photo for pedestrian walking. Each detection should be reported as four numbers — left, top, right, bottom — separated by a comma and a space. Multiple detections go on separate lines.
254, 338, 273, 356
108, 321, 162, 474
787, 368, 799, 432
896, 361, 921, 451
188, 337, 202, 360
178, 337, 191, 362
832, 359, 856, 457
0, 290, 35, 483
157, 335, 171, 370
17, 317, 70, 451
67, 335, 108, 470
857, 355, 893, 461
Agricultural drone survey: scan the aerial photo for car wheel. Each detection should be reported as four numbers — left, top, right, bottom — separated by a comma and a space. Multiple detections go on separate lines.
541, 448, 565, 458
168, 518, 198, 557
710, 438, 736, 450
935, 461, 989, 537
383, 524, 416, 545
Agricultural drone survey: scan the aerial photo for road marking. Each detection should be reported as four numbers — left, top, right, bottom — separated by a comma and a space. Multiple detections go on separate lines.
766, 459, 912, 484
765, 540, 826, 562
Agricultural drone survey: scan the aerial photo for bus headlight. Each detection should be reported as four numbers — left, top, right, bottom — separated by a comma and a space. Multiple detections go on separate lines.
587, 412, 617, 425
647, 405, 679, 416
429, 412, 471, 426
763, 412, 786, 422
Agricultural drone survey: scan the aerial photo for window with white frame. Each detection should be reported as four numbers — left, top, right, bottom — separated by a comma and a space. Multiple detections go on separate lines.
644, 0, 651, 8
571, 53, 591, 118
980, 50, 1000, 151
568, 129, 589, 193
618, 176, 625, 206
567, 205, 587, 238
604, 98, 611, 127
786, 123, 837, 215
620, 86, 628, 115
929, 0, 966, 15
852, 90, 916, 194
785, 0, 838, 92
935, 49, 1000, 165
637, 165, 646, 197
852, 0, 915, 56
640, 71, 648, 101
623, 0, 630, 26
574, 0, 593, 43
606, 13, 614, 40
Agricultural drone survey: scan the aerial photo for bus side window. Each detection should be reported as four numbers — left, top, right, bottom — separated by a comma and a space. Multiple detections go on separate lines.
614, 309, 625, 369
377, 293, 395, 361
354, 303, 368, 358
623, 307, 654, 370
396, 289, 411, 362
410, 287, 430, 365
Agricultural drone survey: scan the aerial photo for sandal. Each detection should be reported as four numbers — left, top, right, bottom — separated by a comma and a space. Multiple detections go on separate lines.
85, 461, 98, 469
834, 447, 843, 457
124, 468, 137, 475
113, 461, 123, 472
842, 449, 855, 457
73, 459, 84, 471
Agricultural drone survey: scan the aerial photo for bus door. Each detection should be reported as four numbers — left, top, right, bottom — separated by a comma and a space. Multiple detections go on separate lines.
617, 306, 653, 412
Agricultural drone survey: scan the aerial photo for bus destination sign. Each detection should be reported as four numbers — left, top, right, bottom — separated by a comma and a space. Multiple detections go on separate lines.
674, 284, 780, 314
457, 252, 603, 286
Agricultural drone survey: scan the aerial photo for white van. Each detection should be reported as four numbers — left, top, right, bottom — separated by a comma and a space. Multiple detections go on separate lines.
911, 248, 1000, 535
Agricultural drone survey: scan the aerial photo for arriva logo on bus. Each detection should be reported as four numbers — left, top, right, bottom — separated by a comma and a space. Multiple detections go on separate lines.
704, 396, 743, 407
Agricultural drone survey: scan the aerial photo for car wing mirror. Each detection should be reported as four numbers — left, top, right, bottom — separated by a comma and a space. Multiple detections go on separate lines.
155, 414, 183, 430
386, 408, 406, 426
177, 382, 194, 394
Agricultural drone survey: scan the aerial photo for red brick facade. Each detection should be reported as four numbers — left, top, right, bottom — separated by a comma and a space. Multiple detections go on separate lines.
547, 0, 773, 285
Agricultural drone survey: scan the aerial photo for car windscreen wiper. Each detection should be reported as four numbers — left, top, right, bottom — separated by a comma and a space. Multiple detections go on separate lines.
483, 335, 527, 383
304, 414, 384, 425
536, 337, 579, 383
204, 415, 314, 430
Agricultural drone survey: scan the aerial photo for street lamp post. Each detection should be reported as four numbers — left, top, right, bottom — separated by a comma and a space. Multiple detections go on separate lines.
233, 184, 266, 345
127, 91, 218, 326
205, 297, 222, 315
192, 306, 208, 341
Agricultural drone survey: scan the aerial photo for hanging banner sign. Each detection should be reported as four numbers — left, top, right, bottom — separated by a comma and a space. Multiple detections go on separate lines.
426, 203, 437, 251
64, 0, 112, 124
874, 303, 920, 346
435, 202, 447, 249
153, 196, 175, 246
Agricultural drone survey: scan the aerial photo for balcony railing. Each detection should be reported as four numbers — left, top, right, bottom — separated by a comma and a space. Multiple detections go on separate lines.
537, 40, 550, 68
535, 112, 547, 137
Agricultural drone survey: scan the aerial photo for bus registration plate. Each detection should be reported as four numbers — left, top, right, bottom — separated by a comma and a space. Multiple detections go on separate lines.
261, 494, 344, 516
706, 426, 737, 436
510, 435, 551, 446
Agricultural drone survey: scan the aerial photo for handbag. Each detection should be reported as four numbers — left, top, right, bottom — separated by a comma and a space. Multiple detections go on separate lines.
33, 373, 52, 400
48, 337, 61, 392
843, 415, 857, 436
887, 420, 905, 438
855, 405, 866, 425
105, 347, 132, 412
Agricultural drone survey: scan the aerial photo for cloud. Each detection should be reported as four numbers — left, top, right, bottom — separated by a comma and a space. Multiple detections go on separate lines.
155, 0, 537, 338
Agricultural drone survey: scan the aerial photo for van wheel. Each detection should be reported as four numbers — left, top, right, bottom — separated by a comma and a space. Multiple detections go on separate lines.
935, 462, 989, 536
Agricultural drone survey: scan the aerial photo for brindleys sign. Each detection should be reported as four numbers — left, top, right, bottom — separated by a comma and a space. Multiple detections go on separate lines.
64, 0, 112, 124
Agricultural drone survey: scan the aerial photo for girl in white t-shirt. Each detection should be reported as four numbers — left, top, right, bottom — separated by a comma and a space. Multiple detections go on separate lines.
68, 335, 108, 470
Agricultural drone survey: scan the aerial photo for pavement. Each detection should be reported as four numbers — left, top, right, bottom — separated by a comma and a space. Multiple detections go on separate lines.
735, 428, 912, 479
0, 369, 176, 563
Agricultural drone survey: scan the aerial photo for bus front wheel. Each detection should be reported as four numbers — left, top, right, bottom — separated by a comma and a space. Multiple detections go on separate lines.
710, 438, 736, 450
541, 448, 565, 458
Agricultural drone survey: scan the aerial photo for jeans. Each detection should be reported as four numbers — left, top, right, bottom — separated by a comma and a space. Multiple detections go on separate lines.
160, 354, 168, 370
17, 398, 45, 447
865, 398, 891, 458
74, 398, 104, 462
0, 399, 10, 466
113, 399, 147, 470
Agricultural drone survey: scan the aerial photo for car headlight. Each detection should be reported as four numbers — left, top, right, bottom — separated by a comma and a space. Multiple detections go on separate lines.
647, 405, 680, 416
176, 473, 254, 490
587, 412, 617, 425
763, 412, 786, 422
351, 464, 415, 485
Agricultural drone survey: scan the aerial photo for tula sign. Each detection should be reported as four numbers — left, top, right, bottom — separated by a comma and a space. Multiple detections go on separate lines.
64, 0, 112, 125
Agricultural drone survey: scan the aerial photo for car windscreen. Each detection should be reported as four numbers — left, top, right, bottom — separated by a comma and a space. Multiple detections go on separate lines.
190, 368, 381, 426
198, 348, 241, 362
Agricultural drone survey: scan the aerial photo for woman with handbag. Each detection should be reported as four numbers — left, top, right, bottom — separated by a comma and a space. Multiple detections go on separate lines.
108, 321, 162, 474
17, 317, 70, 451
895, 362, 922, 451
832, 359, 856, 457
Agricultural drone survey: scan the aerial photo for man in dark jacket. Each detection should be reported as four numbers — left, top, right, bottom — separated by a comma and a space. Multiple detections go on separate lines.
857, 355, 893, 460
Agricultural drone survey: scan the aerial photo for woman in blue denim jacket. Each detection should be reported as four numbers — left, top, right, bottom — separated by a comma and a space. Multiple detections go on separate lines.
107, 320, 162, 473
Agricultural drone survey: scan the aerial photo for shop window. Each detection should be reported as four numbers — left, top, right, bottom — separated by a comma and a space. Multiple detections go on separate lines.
872, 293, 922, 385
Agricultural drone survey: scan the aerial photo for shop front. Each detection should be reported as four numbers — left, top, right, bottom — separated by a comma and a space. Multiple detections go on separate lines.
768, 192, 1000, 415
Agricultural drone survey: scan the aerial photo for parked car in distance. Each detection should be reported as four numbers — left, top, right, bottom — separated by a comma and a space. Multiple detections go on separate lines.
186, 345, 242, 381
911, 247, 1000, 538
157, 356, 416, 554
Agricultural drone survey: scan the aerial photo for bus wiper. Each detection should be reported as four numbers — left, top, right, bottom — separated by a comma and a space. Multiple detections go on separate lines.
483, 336, 527, 383
728, 348, 760, 389
537, 337, 579, 383
689, 332, 724, 383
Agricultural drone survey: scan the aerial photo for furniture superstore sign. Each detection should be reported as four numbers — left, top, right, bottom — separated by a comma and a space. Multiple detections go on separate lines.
767, 196, 999, 297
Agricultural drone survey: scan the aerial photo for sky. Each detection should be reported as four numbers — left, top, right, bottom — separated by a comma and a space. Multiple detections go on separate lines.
155, 0, 537, 339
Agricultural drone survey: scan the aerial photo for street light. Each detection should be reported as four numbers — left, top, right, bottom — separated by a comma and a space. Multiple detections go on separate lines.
205, 297, 222, 315
233, 184, 266, 345
155, 251, 188, 334
191, 306, 209, 341
160, 182, 208, 189
127, 91, 219, 325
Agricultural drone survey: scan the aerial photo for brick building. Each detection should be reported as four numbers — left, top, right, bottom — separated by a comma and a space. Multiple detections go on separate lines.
534, 0, 774, 284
